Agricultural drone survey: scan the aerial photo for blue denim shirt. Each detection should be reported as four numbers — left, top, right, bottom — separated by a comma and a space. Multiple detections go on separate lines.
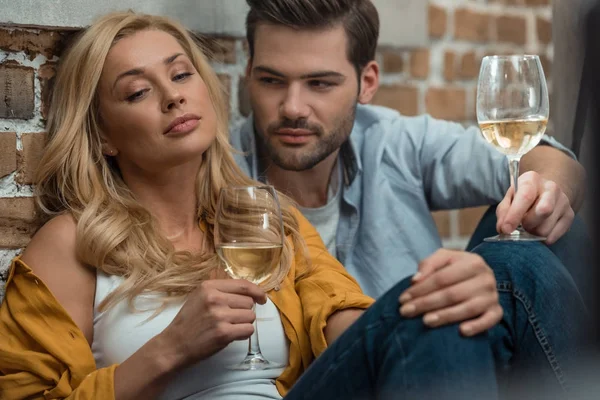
230, 104, 576, 297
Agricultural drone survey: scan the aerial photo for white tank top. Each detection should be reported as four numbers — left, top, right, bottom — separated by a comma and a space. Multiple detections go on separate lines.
91, 271, 289, 400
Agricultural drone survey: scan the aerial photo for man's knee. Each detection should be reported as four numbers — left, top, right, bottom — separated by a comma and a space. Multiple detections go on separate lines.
471, 242, 571, 283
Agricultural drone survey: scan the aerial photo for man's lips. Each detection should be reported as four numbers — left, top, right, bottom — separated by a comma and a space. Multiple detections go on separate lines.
274, 128, 316, 144
275, 128, 315, 136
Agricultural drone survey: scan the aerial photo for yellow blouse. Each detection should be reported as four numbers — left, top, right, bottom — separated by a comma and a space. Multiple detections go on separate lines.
0, 211, 374, 399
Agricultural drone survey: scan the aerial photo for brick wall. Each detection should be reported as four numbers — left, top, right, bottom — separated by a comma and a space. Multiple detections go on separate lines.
0, 0, 552, 297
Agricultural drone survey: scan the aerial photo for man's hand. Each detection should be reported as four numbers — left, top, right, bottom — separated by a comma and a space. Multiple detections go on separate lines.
496, 171, 574, 245
399, 249, 503, 336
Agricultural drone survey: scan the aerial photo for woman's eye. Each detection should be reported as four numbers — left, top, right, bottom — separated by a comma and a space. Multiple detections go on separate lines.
174, 72, 194, 81
126, 89, 148, 102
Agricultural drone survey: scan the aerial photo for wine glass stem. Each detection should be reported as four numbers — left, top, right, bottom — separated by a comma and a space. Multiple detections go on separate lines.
248, 303, 262, 356
508, 156, 523, 231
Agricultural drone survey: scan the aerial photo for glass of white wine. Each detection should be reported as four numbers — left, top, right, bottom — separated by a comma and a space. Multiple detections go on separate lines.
214, 185, 285, 370
476, 55, 549, 242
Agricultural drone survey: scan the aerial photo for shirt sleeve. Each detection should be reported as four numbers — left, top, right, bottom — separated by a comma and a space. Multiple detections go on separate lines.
291, 209, 374, 358
398, 115, 575, 211
0, 259, 118, 400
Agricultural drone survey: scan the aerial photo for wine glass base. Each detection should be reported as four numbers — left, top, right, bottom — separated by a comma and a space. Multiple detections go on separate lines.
484, 229, 545, 242
227, 354, 284, 371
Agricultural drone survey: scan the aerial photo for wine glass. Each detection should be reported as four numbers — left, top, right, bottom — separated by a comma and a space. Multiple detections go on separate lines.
214, 185, 285, 370
476, 55, 550, 242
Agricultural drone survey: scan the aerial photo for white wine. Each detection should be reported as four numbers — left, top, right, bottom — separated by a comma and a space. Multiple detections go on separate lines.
217, 243, 283, 285
479, 118, 547, 157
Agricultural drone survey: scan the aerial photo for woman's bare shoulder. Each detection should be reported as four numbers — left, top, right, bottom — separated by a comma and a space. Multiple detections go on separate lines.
22, 213, 79, 268
20, 213, 96, 344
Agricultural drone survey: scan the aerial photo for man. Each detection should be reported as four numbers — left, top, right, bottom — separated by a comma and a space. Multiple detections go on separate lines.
231, 0, 590, 396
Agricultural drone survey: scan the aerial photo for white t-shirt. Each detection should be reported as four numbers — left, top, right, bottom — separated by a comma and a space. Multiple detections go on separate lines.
297, 161, 343, 256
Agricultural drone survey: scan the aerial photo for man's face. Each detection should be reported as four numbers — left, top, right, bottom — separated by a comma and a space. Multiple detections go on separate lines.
247, 23, 360, 171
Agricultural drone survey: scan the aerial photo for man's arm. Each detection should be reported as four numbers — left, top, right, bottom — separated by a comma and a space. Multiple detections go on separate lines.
401, 115, 583, 212
521, 145, 586, 212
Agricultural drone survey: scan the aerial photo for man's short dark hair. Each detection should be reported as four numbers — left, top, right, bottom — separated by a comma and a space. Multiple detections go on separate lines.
246, 0, 380, 74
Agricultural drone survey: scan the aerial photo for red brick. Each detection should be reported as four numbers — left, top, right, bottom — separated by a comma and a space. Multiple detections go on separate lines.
372, 85, 420, 116
0, 197, 38, 248
38, 62, 57, 120
17, 133, 47, 185
410, 49, 430, 79
429, 5, 448, 39
0, 133, 17, 179
483, 48, 517, 58
496, 15, 527, 45
0, 28, 73, 60
201, 37, 237, 64
454, 9, 492, 42
432, 211, 451, 238
470, 86, 479, 121
524, 0, 549, 5
0, 64, 35, 120
459, 51, 481, 79
459, 206, 489, 236
382, 50, 405, 73
536, 17, 552, 45
444, 51, 457, 82
426, 87, 467, 121
0, 225, 36, 249
539, 55, 552, 78
0, 197, 36, 222
242, 39, 249, 58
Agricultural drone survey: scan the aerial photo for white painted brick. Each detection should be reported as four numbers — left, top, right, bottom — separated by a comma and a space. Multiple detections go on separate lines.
0, 249, 21, 302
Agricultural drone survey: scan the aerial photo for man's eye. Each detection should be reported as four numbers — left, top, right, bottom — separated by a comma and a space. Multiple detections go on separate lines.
309, 80, 334, 89
259, 77, 284, 85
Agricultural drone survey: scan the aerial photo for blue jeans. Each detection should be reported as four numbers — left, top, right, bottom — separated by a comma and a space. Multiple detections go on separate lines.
476, 242, 589, 400
467, 205, 595, 310
284, 242, 588, 400
285, 276, 499, 400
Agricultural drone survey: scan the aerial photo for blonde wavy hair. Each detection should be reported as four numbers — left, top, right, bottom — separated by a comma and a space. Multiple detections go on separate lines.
35, 11, 305, 311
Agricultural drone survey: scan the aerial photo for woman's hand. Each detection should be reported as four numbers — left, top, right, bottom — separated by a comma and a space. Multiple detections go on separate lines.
160, 279, 267, 367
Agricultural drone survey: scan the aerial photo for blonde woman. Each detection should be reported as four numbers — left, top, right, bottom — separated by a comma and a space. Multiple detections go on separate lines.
0, 12, 499, 400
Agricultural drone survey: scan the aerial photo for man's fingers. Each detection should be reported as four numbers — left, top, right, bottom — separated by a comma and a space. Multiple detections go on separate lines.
524, 192, 570, 238
500, 180, 538, 234
417, 294, 498, 329
459, 305, 504, 337
495, 188, 513, 231
545, 210, 574, 245
521, 189, 557, 230
412, 249, 455, 283
400, 274, 495, 318
400, 258, 486, 303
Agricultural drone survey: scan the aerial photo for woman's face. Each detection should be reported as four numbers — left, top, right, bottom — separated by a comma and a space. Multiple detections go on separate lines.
97, 29, 218, 175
